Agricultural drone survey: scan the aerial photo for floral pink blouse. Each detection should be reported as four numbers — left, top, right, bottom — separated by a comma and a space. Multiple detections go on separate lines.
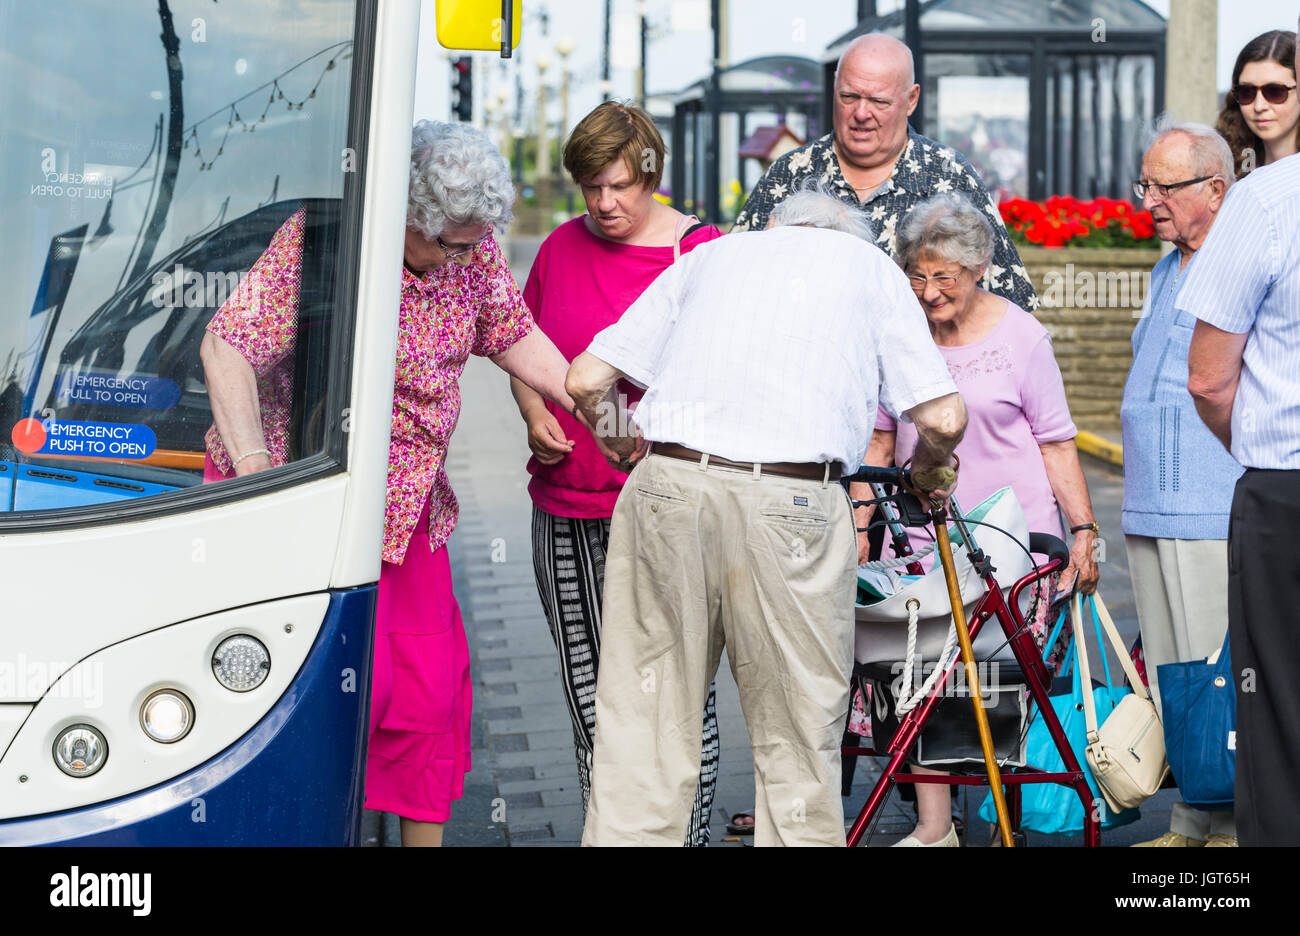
205, 207, 534, 564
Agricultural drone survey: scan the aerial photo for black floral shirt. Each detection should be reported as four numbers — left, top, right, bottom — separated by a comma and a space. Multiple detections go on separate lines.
732, 127, 1039, 311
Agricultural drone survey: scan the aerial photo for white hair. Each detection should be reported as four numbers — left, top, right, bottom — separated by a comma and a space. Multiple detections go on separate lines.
1146, 117, 1236, 187
408, 120, 515, 237
769, 183, 875, 241
896, 192, 995, 272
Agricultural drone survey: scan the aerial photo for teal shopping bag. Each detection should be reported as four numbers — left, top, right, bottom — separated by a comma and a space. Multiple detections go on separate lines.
979, 595, 1140, 834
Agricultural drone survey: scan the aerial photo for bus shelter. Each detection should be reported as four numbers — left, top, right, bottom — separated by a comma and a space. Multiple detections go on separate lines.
669, 55, 822, 225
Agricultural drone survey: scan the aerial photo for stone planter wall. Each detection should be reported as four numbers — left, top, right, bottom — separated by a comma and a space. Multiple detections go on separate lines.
1018, 246, 1163, 431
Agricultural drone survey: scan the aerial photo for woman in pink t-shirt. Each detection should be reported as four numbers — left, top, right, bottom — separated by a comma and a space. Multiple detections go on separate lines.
510, 103, 723, 845
854, 193, 1101, 847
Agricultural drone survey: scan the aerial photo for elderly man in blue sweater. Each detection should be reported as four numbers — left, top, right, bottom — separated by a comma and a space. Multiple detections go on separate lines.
1121, 122, 1241, 847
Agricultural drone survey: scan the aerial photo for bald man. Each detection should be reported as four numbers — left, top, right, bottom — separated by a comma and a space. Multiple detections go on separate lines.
733, 32, 1037, 311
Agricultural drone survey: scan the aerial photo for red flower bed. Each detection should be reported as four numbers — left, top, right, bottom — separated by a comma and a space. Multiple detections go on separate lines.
999, 195, 1158, 249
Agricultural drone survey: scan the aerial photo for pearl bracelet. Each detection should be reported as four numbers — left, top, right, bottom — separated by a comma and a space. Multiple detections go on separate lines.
232, 448, 271, 468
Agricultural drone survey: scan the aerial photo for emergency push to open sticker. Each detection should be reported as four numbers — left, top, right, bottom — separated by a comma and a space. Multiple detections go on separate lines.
11, 418, 157, 459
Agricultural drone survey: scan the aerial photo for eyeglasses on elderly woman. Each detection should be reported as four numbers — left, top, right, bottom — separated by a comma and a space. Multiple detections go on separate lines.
907, 271, 964, 292
437, 225, 493, 259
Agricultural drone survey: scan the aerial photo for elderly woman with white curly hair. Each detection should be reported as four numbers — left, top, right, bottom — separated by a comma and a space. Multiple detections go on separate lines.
200, 120, 577, 847
855, 191, 1099, 846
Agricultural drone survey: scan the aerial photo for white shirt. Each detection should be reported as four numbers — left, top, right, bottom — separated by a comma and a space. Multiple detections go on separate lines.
586, 226, 958, 473
1177, 153, 1300, 470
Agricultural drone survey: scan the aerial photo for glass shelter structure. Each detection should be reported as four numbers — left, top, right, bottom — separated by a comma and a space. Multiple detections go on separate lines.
823, 0, 1167, 202
669, 55, 822, 224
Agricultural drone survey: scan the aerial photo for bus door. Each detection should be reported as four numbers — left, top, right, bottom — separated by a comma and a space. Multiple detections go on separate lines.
0, 0, 419, 844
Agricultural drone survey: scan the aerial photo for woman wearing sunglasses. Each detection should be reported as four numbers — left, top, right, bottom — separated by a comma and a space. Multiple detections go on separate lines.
1216, 29, 1299, 176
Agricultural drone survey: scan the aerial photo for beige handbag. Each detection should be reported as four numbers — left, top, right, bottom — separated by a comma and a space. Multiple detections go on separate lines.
1073, 593, 1170, 812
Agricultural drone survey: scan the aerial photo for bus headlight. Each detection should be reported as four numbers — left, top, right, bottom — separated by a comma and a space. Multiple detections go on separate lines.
140, 689, 194, 743
53, 724, 108, 778
212, 635, 270, 692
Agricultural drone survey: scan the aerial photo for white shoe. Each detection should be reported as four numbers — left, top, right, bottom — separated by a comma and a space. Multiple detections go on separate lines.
892, 824, 959, 847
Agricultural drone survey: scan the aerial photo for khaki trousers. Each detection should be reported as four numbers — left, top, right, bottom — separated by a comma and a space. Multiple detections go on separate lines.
582, 453, 858, 846
1125, 535, 1236, 839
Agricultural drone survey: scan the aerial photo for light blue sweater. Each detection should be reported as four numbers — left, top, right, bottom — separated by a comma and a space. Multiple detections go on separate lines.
1120, 250, 1243, 539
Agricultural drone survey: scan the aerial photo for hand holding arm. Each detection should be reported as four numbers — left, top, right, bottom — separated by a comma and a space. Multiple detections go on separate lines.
491, 328, 578, 415
566, 351, 643, 470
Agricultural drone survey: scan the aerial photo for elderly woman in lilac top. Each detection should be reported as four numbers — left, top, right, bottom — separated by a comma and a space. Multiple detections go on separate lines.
853, 192, 1100, 847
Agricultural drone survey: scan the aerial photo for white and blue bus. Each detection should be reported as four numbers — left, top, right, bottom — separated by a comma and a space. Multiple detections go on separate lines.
0, 0, 424, 844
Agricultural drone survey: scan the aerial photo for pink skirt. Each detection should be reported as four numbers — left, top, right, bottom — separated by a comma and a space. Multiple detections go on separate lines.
203, 455, 472, 823
365, 499, 472, 823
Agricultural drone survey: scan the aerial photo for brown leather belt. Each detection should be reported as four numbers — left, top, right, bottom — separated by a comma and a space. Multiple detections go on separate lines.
650, 443, 841, 482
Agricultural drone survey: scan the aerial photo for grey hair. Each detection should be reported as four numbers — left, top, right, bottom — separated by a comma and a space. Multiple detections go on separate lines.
1146, 116, 1236, 188
895, 192, 995, 273
769, 182, 875, 241
408, 120, 515, 237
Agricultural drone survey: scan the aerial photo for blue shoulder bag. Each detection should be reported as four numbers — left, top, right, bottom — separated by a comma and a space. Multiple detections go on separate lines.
1157, 628, 1235, 809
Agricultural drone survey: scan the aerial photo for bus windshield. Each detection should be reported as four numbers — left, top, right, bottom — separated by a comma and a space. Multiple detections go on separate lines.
0, 0, 357, 513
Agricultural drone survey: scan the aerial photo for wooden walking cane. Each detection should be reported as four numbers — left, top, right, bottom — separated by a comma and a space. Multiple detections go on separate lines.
931, 501, 1016, 847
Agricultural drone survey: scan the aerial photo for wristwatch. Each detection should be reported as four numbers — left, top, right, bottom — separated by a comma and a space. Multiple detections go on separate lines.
1070, 521, 1100, 535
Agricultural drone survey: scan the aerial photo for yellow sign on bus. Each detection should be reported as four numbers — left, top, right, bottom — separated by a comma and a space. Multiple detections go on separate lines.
435, 0, 522, 52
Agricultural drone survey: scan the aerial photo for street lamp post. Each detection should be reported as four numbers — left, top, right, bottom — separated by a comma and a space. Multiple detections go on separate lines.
705, 0, 726, 223
555, 37, 576, 216
495, 90, 510, 156
555, 36, 576, 142
536, 52, 553, 223
512, 127, 526, 186
485, 91, 510, 156
484, 95, 499, 148
637, 0, 648, 109
601, 0, 612, 101
536, 52, 552, 178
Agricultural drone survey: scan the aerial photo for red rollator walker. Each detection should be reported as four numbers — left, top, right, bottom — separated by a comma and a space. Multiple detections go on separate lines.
841, 465, 1101, 847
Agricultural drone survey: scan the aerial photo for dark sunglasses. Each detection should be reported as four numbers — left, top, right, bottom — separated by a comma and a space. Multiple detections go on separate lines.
1233, 82, 1297, 106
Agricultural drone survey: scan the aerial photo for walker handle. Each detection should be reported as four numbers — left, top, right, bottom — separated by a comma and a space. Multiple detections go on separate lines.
1029, 532, 1069, 567
844, 465, 911, 487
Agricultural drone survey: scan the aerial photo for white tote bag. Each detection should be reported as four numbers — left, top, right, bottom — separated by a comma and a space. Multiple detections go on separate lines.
854, 486, 1033, 668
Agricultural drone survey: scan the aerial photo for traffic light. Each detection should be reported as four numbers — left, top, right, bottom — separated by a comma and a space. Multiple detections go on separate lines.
452, 56, 473, 121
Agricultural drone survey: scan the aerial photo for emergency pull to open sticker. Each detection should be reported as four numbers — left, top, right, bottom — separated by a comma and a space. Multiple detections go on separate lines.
11, 418, 157, 459
55, 372, 180, 409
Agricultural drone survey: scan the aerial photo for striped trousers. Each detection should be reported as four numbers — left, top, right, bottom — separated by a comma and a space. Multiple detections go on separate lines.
531, 505, 720, 846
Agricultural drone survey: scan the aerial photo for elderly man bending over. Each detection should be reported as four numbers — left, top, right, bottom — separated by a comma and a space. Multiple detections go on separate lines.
566, 187, 966, 846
